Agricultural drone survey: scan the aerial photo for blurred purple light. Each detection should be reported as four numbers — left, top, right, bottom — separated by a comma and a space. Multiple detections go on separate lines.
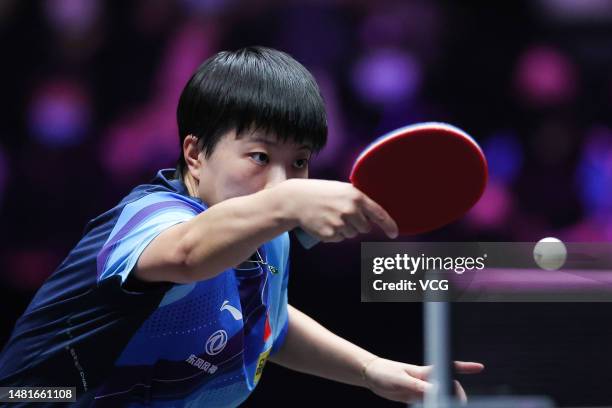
44, 0, 101, 34
28, 81, 91, 147
466, 179, 513, 228
483, 131, 524, 183
514, 45, 577, 107
576, 126, 612, 214
154, 21, 217, 101
359, 1, 442, 58
309, 70, 346, 172
537, 0, 612, 22
562, 217, 612, 241
100, 102, 182, 179
101, 22, 214, 180
179, 0, 237, 15
352, 49, 422, 105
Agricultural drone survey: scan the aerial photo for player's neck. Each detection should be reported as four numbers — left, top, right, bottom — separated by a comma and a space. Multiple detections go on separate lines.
182, 171, 199, 199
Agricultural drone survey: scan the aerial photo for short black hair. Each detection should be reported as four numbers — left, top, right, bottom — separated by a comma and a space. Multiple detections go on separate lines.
175, 46, 327, 177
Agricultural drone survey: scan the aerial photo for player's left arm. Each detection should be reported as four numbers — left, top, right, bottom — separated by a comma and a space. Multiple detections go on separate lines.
269, 305, 484, 404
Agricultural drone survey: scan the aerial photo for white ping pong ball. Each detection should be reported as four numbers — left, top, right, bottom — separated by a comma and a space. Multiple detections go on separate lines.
533, 237, 567, 271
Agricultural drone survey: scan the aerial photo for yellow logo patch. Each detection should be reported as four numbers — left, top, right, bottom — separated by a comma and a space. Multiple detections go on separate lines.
254, 348, 271, 384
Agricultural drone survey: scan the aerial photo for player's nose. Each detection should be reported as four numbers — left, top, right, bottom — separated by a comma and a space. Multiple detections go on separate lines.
264, 167, 288, 189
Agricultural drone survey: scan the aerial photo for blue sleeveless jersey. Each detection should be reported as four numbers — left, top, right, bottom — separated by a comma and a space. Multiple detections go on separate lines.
0, 169, 290, 407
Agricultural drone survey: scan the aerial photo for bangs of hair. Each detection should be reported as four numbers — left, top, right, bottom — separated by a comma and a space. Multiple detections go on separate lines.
176, 47, 327, 173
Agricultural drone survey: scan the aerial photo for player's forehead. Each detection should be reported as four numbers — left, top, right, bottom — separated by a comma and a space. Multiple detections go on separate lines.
236, 128, 312, 151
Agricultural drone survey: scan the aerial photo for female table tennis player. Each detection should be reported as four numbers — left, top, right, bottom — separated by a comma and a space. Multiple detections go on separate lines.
0, 47, 483, 406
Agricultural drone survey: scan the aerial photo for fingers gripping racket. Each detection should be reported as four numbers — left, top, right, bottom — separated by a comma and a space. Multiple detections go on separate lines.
295, 122, 488, 248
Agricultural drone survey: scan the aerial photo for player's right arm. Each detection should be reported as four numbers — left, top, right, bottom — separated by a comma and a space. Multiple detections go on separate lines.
135, 179, 398, 284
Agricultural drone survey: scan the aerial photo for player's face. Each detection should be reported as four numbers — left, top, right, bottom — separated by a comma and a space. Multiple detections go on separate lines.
197, 129, 312, 205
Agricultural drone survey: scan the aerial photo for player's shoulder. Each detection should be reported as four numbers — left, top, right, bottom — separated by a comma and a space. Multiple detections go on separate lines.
85, 169, 205, 233
120, 169, 206, 211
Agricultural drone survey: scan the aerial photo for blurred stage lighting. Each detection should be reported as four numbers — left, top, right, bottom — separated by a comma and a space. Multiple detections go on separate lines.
514, 45, 577, 107
308, 71, 346, 172
179, 0, 237, 15
466, 179, 513, 229
537, 0, 612, 22
576, 126, 612, 214
99, 104, 179, 179
562, 216, 612, 241
100, 22, 213, 181
44, 0, 102, 35
483, 131, 524, 184
28, 80, 91, 148
359, 1, 442, 55
352, 48, 422, 105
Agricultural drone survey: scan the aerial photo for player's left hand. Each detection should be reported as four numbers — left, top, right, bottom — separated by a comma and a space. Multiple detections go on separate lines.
362, 357, 484, 404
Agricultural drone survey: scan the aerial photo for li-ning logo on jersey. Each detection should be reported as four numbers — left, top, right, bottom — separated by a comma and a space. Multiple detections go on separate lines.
220, 300, 242, 320
205, 329, 228, 356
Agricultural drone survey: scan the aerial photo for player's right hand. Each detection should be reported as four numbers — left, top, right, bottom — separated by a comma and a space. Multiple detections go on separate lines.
276, 179, 398, 243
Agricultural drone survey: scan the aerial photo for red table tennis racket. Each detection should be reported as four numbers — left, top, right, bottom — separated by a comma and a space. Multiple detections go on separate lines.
295, 122, 488, 248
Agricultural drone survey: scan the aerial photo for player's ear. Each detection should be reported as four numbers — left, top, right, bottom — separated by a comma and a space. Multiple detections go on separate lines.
183, 134, 203, 182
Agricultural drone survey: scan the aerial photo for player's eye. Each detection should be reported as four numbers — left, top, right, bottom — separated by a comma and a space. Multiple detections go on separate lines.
249, 152, 269, 165
293, 158, 309, 169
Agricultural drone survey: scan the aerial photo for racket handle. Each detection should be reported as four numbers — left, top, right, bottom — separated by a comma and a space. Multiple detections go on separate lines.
294, 228, 320, 249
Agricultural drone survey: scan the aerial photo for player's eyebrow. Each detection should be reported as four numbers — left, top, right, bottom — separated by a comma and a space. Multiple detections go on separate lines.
248, 135, 312, 151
